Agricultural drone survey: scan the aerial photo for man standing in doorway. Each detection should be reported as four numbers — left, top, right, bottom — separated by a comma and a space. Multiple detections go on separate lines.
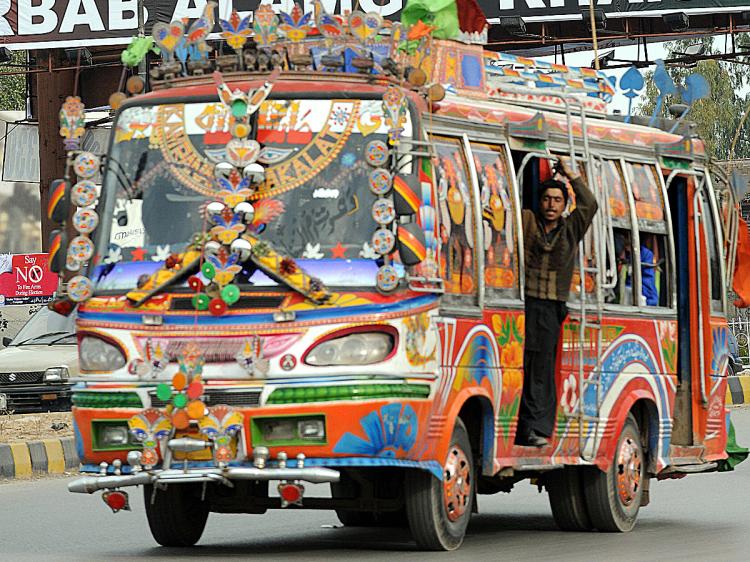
516, 158, 598, 447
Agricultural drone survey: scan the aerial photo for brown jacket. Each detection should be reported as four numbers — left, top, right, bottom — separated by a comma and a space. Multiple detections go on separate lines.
522, 176, 598, 301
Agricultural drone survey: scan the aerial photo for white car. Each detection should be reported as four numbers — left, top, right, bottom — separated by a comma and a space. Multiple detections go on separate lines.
0, 307, 77, 413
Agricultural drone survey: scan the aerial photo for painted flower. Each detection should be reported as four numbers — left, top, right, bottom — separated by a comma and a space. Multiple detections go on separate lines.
501, 341, 523, 369
333, 403, 417, 457
560, 374, 579, 415
515, 314, 525, 343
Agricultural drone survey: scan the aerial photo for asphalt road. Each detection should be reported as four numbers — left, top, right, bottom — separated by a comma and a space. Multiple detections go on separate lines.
2, 408, 749, 562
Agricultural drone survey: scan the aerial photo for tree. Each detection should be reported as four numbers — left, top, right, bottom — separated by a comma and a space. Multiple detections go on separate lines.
636, 37, 750, 160
0, 50, 26, 112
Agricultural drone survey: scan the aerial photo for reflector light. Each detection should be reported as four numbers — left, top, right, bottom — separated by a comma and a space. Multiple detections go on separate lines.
278, 482, 304, 507
102, 490, 129, 513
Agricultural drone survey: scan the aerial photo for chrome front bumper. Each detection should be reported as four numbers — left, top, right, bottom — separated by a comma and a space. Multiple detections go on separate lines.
68, 465, 341, 494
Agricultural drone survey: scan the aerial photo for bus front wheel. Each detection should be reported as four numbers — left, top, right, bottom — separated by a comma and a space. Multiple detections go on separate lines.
584, 414, 644, 532
404, 419, 474, 551
144, 484, 210, 547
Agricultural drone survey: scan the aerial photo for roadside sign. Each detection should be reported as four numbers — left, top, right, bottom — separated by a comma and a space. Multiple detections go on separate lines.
0, 253, 58, 305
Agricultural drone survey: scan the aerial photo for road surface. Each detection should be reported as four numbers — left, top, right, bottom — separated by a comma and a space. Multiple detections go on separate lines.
2, 408, 748, 561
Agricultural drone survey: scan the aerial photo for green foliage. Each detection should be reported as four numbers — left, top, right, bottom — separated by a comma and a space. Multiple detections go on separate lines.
0, 50, 26, 112
635, 37, 750, 160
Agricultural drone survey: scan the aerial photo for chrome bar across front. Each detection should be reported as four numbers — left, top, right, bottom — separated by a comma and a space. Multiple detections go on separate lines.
68, 466, 341, 494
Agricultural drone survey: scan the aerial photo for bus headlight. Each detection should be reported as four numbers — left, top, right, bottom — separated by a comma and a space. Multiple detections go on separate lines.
305, 332, 394, 366
80, 336, 126, 372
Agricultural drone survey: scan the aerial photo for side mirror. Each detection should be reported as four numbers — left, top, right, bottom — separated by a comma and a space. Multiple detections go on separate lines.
47, 179, 70, 224
2, 336, 12, 347
397, 222, 427, 266
392, 175, 421, 217
48, 229, 67, 274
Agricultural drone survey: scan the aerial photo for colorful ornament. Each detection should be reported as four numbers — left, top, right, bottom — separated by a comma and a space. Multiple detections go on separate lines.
235, 336, 270, 377
279, 3, 312, 42
72, 208, 99, 234
365, 139, 389, 167
372, 228, 396, 255
73, 152, 100, 179
71, 180, 98, 207
226, 138, 261, 167
372, 198, 396, 225
219, 10, 252, 51
253, 4, 279, 46
59, 96, 86, 151
348, 11, 383, 45
68, 275, 94, 302
369, 168, 393, 195
152, 21, 185, 60
376, 265, 399, 292
128, 409, 173, 469
209, 297, 228, 316
383, 85, 408, 146
69, 235, 95, 262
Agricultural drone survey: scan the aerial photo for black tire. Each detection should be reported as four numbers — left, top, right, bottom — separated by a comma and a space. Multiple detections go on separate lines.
546, 466, 593, 531
144, 484, 210, 547
584, 414, 644, 532
405, 419, 474, 551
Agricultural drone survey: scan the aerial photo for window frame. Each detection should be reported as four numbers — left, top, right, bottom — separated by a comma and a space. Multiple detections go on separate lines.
468, 139, 523, 305
427, 128, 483, 315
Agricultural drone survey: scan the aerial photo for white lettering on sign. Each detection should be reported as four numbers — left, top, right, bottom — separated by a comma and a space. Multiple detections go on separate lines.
60, 0, 105, 33
16, 264, 44, 284
110, 0, 150, 31
499, 0, 546, 9
18, 0, 58, 35
173, 0, 208, 21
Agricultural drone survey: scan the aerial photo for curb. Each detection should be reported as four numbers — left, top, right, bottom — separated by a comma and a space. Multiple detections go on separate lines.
0, 437, 79, 479
727, 375, 750, 406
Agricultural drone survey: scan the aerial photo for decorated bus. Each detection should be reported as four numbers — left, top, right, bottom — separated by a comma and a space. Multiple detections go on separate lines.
51, 1, 747, 551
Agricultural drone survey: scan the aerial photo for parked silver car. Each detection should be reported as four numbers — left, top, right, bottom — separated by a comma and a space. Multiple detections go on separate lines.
0, 307, 77, 413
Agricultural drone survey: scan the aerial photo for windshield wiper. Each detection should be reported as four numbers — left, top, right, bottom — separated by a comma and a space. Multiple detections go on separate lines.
47, 333, 77, 345
13, 331, 73, 346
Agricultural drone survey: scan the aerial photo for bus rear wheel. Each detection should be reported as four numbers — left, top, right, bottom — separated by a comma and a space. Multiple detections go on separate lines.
405, 419, 474, 551
584, 414, 644, 532
546, 466, 593, 531
144, 484, 210, 546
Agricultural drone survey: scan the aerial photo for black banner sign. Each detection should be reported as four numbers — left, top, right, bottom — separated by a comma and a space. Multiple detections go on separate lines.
1, 0, 749, 49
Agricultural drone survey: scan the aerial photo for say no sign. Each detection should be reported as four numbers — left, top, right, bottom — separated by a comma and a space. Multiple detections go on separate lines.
0, 253, 59, 305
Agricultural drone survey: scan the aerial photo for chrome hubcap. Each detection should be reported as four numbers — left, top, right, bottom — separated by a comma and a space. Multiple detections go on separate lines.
616, 433, 642, 507
443, 445, 471, 522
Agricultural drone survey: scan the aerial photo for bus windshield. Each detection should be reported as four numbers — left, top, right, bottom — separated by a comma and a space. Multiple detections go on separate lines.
92, 97, 412, 292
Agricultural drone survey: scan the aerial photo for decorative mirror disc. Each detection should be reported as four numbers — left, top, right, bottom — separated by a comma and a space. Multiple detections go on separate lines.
372, 198, 395, 225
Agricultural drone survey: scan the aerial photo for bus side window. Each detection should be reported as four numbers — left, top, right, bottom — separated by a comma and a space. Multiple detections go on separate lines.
700, 190, 724, 313
609, 227, 638, 306
624, 161, 673, 308
433, 137, 477, 297
470, 142, 519, 299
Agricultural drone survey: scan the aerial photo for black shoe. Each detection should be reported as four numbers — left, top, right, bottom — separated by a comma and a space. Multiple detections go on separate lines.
517, 430, 549, 448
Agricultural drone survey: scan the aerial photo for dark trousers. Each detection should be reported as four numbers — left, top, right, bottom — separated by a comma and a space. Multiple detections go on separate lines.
517, 296, 568, 440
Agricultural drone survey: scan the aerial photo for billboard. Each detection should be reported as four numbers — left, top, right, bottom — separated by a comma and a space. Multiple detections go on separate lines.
2, 0, 750, 50
0, 253, 59, 306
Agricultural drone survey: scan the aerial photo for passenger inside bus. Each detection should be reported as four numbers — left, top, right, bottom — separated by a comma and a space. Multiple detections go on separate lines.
610, 229, 658, 306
